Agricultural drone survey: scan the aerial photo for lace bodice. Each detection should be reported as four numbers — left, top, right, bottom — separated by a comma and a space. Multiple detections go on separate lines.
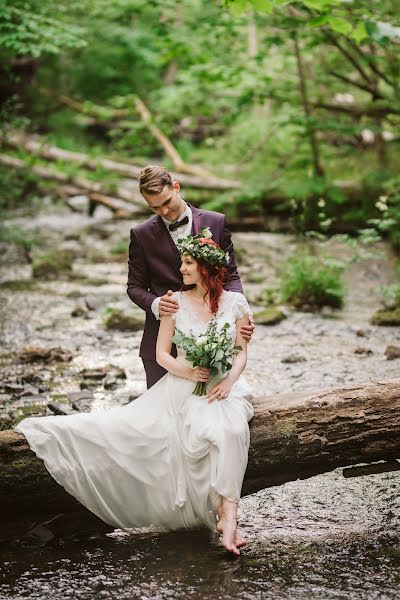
172, 290, 252, 345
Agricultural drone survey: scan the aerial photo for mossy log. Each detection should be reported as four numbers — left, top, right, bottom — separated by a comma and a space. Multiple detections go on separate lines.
1, 378, 399, 540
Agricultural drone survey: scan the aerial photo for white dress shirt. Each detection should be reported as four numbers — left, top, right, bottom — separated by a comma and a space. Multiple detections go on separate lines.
151, 202, 193, 320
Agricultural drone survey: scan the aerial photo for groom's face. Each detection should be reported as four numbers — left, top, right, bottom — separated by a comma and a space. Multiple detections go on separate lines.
142, 181, 184, 222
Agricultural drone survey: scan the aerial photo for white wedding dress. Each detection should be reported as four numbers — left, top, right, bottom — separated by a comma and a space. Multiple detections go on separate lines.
15, 290, 254, 533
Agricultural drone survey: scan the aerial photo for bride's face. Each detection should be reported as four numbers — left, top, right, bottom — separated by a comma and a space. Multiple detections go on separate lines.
180, 254, 200, 285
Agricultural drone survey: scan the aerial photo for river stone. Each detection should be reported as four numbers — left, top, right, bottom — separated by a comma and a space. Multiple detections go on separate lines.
103, 308, 144, 332
19, 385, 40, 397
354, 346, 373, 355
79, 365, 126, 381
104, 374, 119, 390
4, 383, 25, 395
32, 249, 75, 280
384, 345, 400, 360
281, 353, 307, 364
370, 308, 400, 326
254, 307, 287, 325
68, 390, 94, 402
71, 304, 89, 317
48, 402, 76, 416
19, 345, 73, 363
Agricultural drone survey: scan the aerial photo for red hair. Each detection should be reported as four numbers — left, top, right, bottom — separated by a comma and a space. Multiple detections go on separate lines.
196, 239, 228, 314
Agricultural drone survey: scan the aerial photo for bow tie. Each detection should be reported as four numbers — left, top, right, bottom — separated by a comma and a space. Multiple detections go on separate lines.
169, 215, 189, 231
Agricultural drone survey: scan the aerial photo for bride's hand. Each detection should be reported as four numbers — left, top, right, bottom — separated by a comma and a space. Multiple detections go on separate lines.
191, 366, 210, 383
207, 378, 233, 403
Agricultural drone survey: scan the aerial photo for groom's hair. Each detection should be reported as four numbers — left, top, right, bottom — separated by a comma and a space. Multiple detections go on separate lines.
139, 166, 173, 195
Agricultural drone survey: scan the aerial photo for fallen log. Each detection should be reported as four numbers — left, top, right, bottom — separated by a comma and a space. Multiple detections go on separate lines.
1, 378, 399, 540
2, 131, 240, 190
0, 153, 144, 206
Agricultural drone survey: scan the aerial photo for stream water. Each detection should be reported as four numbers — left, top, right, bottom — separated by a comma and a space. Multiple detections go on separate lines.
1, 201, 399, 599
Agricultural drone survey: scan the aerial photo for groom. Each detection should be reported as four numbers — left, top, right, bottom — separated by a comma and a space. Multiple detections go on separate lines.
127, 165, 254, 388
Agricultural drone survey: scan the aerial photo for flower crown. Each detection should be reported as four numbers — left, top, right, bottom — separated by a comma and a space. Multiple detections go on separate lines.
177, 227, 230, 267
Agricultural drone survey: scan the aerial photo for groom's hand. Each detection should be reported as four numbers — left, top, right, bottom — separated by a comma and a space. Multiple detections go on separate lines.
159, 290, 180, 317
240, 314, 255, 343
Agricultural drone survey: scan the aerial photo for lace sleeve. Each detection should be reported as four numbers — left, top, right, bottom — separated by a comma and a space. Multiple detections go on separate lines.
235, 293, 253, 321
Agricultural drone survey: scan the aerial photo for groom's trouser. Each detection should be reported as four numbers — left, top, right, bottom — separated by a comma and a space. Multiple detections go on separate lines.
142, 359, 167, 389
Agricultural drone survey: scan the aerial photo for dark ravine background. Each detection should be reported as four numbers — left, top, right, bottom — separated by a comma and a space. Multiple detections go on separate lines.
1, 200, 399, 599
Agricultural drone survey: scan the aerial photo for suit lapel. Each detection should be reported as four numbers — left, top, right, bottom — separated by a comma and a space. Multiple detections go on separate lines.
153, 216, 181, 265
190, 204, 203, 235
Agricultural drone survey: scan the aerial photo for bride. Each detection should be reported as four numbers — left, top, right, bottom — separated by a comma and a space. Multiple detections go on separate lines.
15, 229, 254, 556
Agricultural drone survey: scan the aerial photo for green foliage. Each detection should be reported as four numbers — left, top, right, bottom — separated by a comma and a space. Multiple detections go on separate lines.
110, 240, 128, 255
0, 1, 86, 57
368, 176, 400, 252
380, 277, 400, 309
0, 224, 41, 262
32, 249, 75, 280
0, 164, 42, 211
279, 251, 345, 309
102, 307, 143, 331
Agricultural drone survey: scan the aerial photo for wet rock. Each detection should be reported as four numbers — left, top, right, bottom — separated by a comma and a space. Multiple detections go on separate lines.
102, 308, 144, 332
371, 308, 400, 326
354, 347, 373, 355
32, 249, 75, 280
72, 398, 94, 412
20, 371, 47, 385
104, 374, 119, 390
85, 296, 99, 311
384, 345, 400, 360
19, 345, 73, 364
254, 307, 287, 326
356, 329, 368, 338
24, 523, 55, 546
281, 353, 307, 364
69, 390, 94, 412
4, 383, 25, 395
68, 390, 94, 403
19, 384, 40, 397
48, 402, 76, 416
79, 365, 126, 383
71, 304, 89, 318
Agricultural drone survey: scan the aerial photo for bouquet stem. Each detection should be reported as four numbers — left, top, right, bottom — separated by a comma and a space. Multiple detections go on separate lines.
193, 381, 207, 396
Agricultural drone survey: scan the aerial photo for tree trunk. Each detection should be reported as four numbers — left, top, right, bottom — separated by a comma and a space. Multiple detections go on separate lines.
0, 378, 399, 540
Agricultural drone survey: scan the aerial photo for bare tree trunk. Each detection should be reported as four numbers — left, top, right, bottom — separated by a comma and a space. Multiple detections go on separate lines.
293, 32, 324, 177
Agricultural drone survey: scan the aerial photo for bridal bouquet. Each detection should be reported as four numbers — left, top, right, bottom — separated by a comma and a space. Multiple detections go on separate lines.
172, 318, 242, 396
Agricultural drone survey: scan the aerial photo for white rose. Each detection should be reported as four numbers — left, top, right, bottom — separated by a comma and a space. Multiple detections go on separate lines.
202, 227, 212, 239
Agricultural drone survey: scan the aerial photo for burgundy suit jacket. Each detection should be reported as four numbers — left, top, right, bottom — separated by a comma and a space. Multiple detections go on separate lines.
127, 204, 243, 360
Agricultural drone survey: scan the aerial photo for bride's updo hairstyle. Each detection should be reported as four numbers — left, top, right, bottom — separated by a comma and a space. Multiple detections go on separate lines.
177, 228, 230, 315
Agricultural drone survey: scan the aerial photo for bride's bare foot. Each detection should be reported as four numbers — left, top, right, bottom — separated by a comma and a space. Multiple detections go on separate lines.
221, 516, 240, 556
216, 518, 247, 548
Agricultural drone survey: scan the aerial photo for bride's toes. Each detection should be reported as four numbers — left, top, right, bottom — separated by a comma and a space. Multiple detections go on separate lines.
223, 539, 240, 556
235, 531, 247, 548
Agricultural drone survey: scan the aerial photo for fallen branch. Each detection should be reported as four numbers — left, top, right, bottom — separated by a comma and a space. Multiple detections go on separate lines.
40, 93, 216, 178
2, 131, 240, 191
0, 378, 399, 540
0, 153, 143, 207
